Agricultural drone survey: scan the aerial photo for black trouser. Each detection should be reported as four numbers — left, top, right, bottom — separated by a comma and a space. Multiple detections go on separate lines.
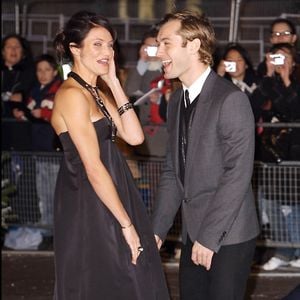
179, 236, 256, 300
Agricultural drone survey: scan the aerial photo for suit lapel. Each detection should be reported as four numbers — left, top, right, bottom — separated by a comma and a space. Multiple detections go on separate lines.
168, 89, 184, 189
185, 72, 217, 174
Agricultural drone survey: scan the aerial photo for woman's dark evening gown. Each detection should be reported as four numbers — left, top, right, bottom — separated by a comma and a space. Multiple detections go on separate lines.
53, 118, 169, 300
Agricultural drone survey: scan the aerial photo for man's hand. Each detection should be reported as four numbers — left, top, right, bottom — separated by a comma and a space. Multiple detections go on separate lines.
192, 241, 214, 270
154, 234, 163, 250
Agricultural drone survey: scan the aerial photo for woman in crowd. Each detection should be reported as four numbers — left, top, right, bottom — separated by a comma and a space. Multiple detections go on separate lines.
12, 54, 62, 245
1, 34, 36, 118
251, 43, 300, 271
251, 43, 300, 162
51, 11, 169, 299
217, 43, 258, 98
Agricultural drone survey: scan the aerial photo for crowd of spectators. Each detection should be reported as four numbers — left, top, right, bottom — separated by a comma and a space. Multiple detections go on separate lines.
1, 16, 299, 266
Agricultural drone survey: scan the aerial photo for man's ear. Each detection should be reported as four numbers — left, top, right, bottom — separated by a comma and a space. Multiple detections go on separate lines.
69, 43, 80, 56
188, 38, 201, 54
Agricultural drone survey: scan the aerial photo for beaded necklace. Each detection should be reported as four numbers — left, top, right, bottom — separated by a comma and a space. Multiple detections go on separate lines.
68, 71, 116, 142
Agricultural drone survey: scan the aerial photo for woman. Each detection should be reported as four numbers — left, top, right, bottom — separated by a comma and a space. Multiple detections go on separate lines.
1, 34, 36, 118
51, 11, 169, 299
251, 43, 300, 161
250, 43, 300, 271
217, 43, 258, 98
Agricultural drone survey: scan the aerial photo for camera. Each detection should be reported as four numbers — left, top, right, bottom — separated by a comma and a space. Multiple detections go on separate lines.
224, 61, 236, 73
145, 46, 158, 57
270, 53, 285, 65
1, 91, 12, 102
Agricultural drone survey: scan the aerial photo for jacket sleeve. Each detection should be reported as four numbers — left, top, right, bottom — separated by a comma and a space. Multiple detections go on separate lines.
197, 91, 255, 252
152, 140, 182, 241
152, 91, 182, 241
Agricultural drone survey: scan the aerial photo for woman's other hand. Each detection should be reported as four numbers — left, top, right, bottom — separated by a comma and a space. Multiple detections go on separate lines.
121, 224, 142, 265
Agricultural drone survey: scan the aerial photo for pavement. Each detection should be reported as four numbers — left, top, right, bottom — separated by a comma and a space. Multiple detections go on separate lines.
2, 249, 300, 300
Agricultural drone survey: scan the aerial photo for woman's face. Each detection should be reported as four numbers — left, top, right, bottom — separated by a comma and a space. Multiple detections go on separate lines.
2, 37, 23, 67
74, 26, 114, 76
36, 61, 58, 86
225, 49, 247, 80
273, 48, 295, 75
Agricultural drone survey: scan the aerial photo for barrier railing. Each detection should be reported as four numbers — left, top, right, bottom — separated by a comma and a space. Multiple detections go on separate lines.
2, 151, 299, 248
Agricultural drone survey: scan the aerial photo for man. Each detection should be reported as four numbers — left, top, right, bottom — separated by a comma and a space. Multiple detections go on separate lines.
152, 10, 260, 299
257, 18, 299, 80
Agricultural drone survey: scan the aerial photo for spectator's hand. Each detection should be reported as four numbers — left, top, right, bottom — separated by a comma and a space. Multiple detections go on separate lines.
139, 44, 148, 61
10, 92, 22, 102
192, 241, 214, 270
149, 91, 161, 104
12, 108, 26, 121
216, 60, 226, 77
275, 62, 291, 87
265, 53, 276, 77
31, 108, 42, 119
154, 234, 163, 250
121, 224, 142, 265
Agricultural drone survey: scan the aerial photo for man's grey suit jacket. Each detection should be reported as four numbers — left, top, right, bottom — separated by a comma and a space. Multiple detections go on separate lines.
152, 70, 260, 253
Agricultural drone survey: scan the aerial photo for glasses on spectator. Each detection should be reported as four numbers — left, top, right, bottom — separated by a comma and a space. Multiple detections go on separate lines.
271, 31, 293, 37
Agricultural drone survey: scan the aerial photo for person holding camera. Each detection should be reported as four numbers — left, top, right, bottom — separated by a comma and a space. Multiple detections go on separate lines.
251, 42, 300, 161
124, 27, 162, 124
217, 43, 258, 98
257, 18, 299, 81
251, 43, 300, 271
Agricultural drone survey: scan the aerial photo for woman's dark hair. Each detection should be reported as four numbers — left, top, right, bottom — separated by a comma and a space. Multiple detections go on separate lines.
270, 43, 297, 62
222, 43, 254, 70
53, 11, 116, 63
35, 54, 58, 70
1, 33, 33, 61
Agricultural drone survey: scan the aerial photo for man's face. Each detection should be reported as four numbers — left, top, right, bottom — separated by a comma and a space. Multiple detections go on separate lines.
270, 22, 297, 45
156, 20, 192, 83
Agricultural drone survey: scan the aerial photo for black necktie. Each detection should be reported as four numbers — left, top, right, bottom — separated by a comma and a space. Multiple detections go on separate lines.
185, 89, 190, 108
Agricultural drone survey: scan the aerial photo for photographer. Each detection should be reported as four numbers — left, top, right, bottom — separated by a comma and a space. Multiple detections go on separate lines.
217, 43, 258, 98
251, 43, 300, 162
124, 27, 162, 124
251, 43, 300, 271
257, 18, 299, 81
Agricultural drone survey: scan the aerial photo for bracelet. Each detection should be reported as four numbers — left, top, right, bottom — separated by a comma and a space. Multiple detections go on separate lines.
117, 102, 133, 116
121, 223, 133, 229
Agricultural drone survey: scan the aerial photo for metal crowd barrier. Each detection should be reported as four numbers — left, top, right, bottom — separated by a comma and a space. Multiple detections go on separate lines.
2, 151, 299, 248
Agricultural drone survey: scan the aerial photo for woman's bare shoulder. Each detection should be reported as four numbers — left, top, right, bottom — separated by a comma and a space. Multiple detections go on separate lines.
54, 81, 87, 106
52, 81, 91, 134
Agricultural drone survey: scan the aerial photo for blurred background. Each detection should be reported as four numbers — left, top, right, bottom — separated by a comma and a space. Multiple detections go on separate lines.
2, 0, 300, 68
